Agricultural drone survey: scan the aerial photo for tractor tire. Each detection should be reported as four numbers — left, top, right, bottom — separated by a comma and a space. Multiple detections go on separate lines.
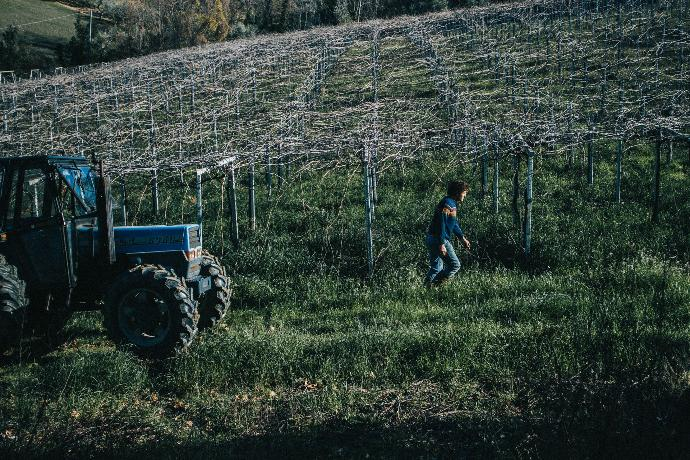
0, 254, 28, 352
103, 265, 198, 358
197, 251, 231, 329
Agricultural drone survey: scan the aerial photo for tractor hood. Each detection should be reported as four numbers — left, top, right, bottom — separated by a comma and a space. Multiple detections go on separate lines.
113, 224, 201, 254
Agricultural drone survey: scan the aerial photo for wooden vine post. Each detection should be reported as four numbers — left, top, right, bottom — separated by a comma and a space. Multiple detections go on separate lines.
369, 137, 378, 208
512, 151, 521, 226
493, 143, 499, 214
74, 103, 81, 158
2, 92, 9, 134
567, 103, 574, 168
277, 142, 285, 188
481, 138, 489, 200
151, 170, 159, 217
220, 157, 239, 248
523, 148, 534, 258
282, 142, 290, 184
248, 160, 256, 231
363, 146, 374, 278
370, 30, 380, 207
121, 179, 128, 226
587, 131, 594, 186
228, 165, 239, 247
615, 139, 623, 203
652, 129, 661, 223
265, 144, 272, 197
362, 147, 374, 278
196, 167, 207, 245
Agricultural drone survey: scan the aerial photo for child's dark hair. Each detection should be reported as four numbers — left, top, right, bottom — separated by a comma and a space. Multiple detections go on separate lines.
447, 180, 470, 197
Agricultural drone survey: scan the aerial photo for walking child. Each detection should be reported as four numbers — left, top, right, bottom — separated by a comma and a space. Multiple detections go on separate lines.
424, 180, 470, 286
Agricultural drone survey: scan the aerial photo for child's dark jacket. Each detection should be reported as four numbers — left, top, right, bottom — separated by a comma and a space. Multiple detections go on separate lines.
427, 196, 464, 242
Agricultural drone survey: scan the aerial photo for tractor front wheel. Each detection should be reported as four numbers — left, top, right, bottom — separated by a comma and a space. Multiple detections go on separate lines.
103, 265, 198, 358
197, 251, 231, 329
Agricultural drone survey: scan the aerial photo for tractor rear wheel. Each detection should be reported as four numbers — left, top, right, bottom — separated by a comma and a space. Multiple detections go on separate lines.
103, 265, 198, 358
0, 255, 28, 352
197, 251, 231, 329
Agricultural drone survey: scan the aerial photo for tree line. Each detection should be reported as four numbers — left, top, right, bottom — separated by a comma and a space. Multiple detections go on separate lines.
1, 0, 495, 75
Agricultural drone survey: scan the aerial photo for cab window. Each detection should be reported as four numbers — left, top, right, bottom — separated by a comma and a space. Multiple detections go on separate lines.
58, 166, 97, 216
20, 169, 47, 219
55, 171, 75, 220
6, 168, 19, 223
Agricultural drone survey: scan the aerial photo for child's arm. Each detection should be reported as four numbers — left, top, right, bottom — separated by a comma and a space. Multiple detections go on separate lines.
451, 215, 470, 249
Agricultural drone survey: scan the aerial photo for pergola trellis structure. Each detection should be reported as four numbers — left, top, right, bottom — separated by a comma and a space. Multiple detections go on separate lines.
1, 0, 689, 275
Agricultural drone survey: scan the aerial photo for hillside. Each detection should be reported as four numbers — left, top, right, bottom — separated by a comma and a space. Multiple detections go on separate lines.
0, 0, 510, 75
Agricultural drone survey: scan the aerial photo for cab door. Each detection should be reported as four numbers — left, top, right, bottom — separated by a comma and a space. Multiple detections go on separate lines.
6, 166, 75, 288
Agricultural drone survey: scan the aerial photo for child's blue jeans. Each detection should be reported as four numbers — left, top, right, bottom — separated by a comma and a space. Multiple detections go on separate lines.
424, 234, 461, 285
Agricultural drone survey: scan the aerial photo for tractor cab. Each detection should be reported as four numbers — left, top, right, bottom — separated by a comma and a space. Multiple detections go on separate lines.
0, 155, 230, 357
0, 155, 96, 289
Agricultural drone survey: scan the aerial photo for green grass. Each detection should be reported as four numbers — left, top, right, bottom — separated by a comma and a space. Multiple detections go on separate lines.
0, 0, 78, 57
1, 146, 689, 458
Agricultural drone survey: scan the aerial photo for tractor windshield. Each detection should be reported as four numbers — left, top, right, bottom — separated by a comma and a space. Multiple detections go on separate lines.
58, 165, 97, 214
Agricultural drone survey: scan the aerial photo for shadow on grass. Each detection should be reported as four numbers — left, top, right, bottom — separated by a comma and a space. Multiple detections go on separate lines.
0, 333, 69, 366
0, 416, 533, 459
4, 392, 690, 460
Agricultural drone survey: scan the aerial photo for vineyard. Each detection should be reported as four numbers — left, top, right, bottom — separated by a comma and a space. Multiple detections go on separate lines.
1, 0, 689, 256
1, 0, 690, 457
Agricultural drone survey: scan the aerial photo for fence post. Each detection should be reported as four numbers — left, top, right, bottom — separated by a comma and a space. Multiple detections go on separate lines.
226, 163, 239, 248
370, 143, 378, 207
151, 170, 159, 217
523, 148, 534, 257
368, 154, 376, 222
587, 135, 594, 185
264, 144, 272, 196
196, 168, 206, 245
481, 139, 489, 199
567, 103, 574, 168
493, 144, 499, 213
652, 131, 661, 223
371, 31, 380, 207
248, 161, 256, 231
121, 180, 128, 226
615, 139, 622, 203
277, 143, 285, 188
512, 152, 521, 226
363, 148, 374, 277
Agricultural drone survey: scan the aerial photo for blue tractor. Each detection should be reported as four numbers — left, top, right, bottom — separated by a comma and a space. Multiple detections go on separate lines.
0, 155, 231, 357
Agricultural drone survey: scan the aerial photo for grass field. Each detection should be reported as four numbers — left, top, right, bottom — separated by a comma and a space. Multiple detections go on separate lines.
0, 0, 80, 58
0, 143, 689, 457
